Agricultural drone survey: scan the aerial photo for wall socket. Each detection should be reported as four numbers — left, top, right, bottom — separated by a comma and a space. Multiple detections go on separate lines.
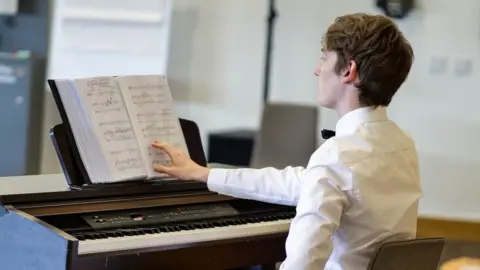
453, 58, 473, 76
429, 56, 448, 75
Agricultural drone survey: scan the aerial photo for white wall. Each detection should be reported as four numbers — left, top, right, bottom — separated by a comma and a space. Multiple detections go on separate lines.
40, 0, 480, 220
269, 0, 480, 220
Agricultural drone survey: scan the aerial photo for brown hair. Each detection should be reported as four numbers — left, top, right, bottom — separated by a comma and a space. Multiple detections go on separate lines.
322, 13, 414, 107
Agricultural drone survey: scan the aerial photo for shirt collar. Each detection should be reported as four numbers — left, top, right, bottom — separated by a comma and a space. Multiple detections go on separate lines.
335, 106, 389, 136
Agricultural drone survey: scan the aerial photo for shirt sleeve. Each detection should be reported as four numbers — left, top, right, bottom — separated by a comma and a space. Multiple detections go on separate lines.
207, 166, 305, 206
280, 165, 349, 270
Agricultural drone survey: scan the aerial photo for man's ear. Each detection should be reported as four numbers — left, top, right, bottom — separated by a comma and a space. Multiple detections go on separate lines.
341, 60, 357, 84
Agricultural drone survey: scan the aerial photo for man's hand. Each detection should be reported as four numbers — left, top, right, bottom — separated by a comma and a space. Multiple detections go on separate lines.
151, 141, 210, 182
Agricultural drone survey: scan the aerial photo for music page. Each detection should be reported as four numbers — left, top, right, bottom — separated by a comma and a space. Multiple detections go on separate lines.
74, 76, 148, 182
116, 75, 189, 179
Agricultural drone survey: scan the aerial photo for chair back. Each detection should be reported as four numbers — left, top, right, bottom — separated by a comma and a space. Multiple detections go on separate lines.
367, 237, 445, 270
250, 103, 318, 169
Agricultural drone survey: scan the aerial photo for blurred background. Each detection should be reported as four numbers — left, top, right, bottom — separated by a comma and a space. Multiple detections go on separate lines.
0, 0, 479, 266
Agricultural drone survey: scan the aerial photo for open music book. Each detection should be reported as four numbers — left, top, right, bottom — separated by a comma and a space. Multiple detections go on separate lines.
52, 75, 189, 184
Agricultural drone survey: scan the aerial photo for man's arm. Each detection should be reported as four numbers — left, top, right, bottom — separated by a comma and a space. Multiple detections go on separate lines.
207, 166, 305, 206
151, 141, 306, 206
280, 165, 349, 269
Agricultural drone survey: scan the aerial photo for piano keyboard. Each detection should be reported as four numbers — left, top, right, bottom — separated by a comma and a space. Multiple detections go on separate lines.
75, 212, 294, 255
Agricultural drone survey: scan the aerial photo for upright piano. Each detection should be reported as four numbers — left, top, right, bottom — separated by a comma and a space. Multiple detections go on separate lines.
0, 106, 295, 269
0, 120, 294, 269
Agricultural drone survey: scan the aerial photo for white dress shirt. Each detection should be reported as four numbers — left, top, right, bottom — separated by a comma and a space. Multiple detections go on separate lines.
207, 106, 422, 270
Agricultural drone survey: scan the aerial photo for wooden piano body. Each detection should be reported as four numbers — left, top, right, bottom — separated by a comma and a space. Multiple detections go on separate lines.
0, 121, 293, 270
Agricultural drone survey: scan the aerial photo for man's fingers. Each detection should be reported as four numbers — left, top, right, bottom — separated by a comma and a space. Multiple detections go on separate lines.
153, 164, 173, 174
151, 141, 175, 158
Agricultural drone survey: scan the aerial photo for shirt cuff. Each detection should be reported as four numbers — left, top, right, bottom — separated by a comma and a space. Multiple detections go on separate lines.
207, 168, 229, 193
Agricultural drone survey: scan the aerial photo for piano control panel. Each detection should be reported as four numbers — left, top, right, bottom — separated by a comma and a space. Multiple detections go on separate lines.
82, 203, 240, 230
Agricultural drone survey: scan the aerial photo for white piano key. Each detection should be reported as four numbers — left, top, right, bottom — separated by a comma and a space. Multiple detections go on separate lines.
78, 219, 291, 255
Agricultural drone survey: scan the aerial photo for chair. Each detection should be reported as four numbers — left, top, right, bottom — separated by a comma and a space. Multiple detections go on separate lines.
209, 103, 318, 170
249, 103, 318, 169
367, 237, 445, 270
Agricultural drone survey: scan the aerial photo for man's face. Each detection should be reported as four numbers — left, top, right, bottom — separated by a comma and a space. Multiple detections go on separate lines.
314, 51, 344, 109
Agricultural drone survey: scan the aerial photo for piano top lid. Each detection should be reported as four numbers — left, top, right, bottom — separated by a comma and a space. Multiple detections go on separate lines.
0, 173, 209, 206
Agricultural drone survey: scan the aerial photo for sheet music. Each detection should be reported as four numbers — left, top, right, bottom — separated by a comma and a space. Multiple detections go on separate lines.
74, 77, 148, 182
116, 75, 189, 179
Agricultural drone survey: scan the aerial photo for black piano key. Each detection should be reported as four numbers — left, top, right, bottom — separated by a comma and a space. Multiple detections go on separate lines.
106, 232, 117, 238
238, 219, 246, 224
84, 234, 95, 240
75, 235, 86, 241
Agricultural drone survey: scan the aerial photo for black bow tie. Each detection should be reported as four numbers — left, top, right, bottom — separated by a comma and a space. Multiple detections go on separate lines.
321, 129, 336, 139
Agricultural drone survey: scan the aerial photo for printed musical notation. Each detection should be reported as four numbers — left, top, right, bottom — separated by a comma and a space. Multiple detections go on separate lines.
99, 120, 136, 142
103, 127, 136, 142
91, 97, 123, 113
136, 109, 173, 123
131, 91, 168, 107
141, 123, 178, 138
110, 148, 145, 172
81, 77, 126, 114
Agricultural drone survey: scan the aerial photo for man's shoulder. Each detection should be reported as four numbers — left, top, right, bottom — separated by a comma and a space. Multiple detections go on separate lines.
313, 128, 416, 166
313, 135, 370, 166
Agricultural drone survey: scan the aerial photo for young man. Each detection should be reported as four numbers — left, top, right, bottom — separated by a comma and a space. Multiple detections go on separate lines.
152, 13, 422, 270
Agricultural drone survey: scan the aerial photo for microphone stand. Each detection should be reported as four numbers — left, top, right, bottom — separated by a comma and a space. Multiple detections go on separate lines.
262, 0, 277, 103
